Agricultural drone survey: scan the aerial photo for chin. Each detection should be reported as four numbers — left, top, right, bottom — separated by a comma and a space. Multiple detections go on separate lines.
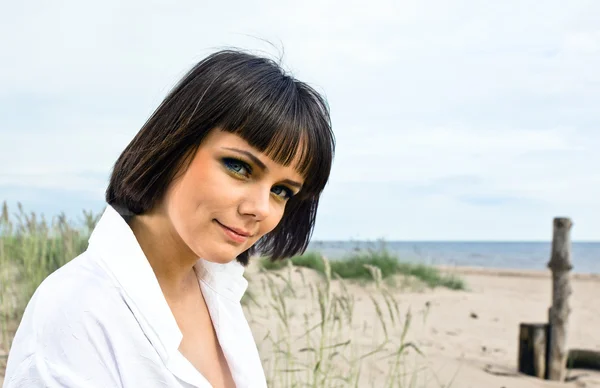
199, 246, 244, 265
202, 255, 237, 265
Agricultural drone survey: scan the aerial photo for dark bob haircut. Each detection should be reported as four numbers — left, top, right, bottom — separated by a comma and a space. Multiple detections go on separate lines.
106, 50, 335, 266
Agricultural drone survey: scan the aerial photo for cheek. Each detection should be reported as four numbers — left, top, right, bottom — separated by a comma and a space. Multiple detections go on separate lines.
166, 193, 198, 243
165, 179, 210, 237
258, 205, 286, 236
176, 167, 229, 212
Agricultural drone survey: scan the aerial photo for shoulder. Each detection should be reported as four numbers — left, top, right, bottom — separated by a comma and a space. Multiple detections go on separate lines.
11, 250, 130, 357
31, 251, 122, 323
5, 252, 128, 386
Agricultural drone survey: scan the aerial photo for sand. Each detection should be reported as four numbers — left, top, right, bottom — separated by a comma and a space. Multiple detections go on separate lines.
406, 268, 600, 387
243, 263, 600, 387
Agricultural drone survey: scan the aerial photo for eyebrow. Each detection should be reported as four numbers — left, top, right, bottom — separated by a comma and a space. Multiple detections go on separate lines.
222, 147, 304, 189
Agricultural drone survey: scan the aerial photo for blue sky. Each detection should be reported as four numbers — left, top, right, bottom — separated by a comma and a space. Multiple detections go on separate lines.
1, 1, 599, 241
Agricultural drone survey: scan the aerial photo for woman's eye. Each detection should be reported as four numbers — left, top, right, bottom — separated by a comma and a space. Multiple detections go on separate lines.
223, 158, 250, 177
272, 186, 294, 200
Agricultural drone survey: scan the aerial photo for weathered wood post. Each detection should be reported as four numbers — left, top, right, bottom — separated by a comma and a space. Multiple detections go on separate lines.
518, 323, 549, 378
546, 217, 573, 381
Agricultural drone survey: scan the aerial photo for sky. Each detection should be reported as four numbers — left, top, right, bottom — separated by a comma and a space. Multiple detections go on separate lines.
1, 0, 599, 241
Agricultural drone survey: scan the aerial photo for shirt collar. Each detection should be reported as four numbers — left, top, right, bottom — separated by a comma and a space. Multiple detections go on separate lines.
87, 204, 249, 363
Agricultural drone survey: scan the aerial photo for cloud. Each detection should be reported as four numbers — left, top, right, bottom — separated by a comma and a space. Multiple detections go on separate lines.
1, 0, 599, 241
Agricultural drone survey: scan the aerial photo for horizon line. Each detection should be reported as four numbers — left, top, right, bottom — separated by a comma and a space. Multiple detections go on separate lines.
309, 239, 600, 243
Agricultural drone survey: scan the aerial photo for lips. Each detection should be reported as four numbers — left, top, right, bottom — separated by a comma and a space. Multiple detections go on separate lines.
215, 220, 252, 237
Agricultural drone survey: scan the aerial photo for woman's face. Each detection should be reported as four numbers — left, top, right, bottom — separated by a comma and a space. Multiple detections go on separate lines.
161, 129, 305, 264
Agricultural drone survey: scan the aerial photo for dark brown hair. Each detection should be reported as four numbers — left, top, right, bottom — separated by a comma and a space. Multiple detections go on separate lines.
106, 50, 335, 265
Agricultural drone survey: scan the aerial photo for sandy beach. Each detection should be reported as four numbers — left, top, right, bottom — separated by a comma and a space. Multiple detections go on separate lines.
243, 263, 600, 387
2, 265, 599, 387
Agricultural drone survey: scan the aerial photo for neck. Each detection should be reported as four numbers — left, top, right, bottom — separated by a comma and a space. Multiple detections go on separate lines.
129, 211, 199, 298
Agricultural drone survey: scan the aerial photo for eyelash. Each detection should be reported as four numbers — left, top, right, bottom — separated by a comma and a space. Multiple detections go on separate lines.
222, 157, 295, 200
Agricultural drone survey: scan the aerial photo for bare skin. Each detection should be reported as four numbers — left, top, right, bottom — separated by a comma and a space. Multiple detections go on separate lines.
170, 271, 235, 388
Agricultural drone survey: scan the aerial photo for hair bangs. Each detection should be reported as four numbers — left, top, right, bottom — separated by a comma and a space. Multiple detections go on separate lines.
219, 77, 333, 199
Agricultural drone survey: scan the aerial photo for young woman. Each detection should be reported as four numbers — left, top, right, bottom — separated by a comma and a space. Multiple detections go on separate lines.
4, 50, 335, 388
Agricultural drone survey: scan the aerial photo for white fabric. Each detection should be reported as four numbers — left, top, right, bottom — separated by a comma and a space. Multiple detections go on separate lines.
4, 205, 267, 388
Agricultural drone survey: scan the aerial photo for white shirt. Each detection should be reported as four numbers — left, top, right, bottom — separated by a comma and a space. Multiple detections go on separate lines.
4, 205, 267, 388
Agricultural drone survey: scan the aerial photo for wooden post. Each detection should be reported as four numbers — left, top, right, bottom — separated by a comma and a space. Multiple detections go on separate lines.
518, 323, 549, 378
546, 217, 573, 381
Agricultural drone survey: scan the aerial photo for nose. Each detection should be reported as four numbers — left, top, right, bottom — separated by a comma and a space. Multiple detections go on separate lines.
238, 185, 271, 221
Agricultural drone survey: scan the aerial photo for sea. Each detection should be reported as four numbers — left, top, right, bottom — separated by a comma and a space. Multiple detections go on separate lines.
306, 241, 600, 275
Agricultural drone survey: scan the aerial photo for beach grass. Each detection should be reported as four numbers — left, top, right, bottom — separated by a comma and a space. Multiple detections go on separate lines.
260, 250, 466, 290
247, 256, 441, 386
